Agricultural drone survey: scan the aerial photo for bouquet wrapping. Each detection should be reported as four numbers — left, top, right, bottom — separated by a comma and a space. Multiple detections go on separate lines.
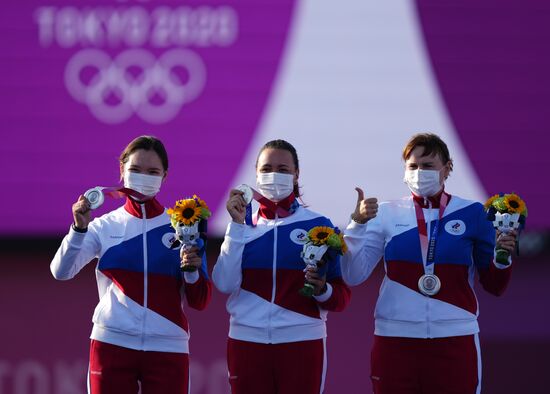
484, 193, 527, 265
167, 195, 211, 272
299, 226, 347, 297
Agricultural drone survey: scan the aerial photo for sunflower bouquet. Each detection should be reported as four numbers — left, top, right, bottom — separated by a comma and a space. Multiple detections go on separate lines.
167, 195, 211, 271
299, 226, 347, 297
484, 193, 527, 265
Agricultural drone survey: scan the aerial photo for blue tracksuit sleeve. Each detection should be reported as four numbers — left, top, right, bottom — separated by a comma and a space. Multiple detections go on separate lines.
472, 203, 496, 269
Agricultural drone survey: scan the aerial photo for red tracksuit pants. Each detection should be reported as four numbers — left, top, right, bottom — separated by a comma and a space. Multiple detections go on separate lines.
371, 334, 481, 394
227, 337, 326, 394
88, 340, 189, 394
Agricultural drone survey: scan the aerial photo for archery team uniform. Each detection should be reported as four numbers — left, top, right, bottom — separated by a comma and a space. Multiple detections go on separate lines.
213, 194, 351, 394
51, 197, 212, 394
342, 191, 512, 394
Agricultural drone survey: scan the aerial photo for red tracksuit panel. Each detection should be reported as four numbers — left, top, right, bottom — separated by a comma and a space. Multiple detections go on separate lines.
227, 338, 325, 394
89, 340, 189, 394
371, 335, 479, 394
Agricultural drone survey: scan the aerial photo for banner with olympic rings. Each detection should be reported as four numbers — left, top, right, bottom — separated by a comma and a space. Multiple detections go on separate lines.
0, 0, 548, 236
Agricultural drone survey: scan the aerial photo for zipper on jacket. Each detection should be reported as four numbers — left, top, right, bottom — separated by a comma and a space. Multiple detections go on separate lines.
268, 214, 279, 343
141, 203, 148, 347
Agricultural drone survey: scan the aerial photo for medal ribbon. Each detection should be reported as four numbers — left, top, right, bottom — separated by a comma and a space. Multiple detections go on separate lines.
244, 188, 298, 226
413, 193, 449, 275
94, 186, 149, 202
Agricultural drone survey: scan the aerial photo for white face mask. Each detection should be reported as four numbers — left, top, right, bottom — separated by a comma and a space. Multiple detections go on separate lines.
256, 172, 295, 202
124, 171, 163, 198
404, 169, 443, 197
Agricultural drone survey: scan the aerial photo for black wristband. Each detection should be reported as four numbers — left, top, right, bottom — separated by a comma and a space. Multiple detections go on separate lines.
72, 223, 88, 233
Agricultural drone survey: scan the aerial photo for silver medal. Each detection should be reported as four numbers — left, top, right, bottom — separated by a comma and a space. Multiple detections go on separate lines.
236, 184, 253, 204
84, 187, 105, 210
418, 274, 441, 296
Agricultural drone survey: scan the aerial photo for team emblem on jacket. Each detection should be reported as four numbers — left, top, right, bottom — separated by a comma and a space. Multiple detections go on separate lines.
444, 220, 466, 235
161, 232, 177, 248
290, 229, 309, 245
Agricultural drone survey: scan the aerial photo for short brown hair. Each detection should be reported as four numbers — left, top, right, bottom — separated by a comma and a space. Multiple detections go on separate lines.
402, 133, 453, 172
119, 135, 169, 171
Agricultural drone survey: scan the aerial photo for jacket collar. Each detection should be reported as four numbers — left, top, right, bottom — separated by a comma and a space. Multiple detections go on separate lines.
124, 196, 164, 219
412, 189, 451, 209
258, 193, 299, 219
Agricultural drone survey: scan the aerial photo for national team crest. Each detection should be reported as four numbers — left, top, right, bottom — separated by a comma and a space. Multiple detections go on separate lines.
444, 220, 466, 235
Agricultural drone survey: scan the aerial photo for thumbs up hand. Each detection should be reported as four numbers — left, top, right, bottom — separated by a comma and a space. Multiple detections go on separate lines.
351, 187, 378, 224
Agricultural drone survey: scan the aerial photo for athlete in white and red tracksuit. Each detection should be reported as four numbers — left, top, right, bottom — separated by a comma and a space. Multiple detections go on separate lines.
51, 136, 212, 394
342, 133, 517, 394
213, 140, 351, 394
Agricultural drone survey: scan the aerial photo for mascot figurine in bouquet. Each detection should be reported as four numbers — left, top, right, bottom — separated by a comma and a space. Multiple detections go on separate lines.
167, 195, 211, 271
485, 192, 527, 265
300, 226, 347, 297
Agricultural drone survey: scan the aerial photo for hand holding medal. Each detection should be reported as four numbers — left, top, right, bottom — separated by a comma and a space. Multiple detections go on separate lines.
72, 194, 92, 230
300, 226, 347, 297
236, 184, 253, 206
73, 186, 150, 230
229, 183, 298, 226
167, 195, 211, 272
485, 193, 527, 265
225, 185, 252, 224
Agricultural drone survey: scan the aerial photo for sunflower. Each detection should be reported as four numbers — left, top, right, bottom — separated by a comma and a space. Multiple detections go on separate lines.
192, 195, 211, 219
193, 194, 209, 210
308, 226, 335, 246
504, 193, 526, 215
484, 194, 500, 210
167, 199, 202, 225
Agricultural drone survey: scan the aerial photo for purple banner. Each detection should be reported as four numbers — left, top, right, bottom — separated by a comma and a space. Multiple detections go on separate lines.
415, 0, 550, 228
1, 0, 549, 234
0, 0, 295, 235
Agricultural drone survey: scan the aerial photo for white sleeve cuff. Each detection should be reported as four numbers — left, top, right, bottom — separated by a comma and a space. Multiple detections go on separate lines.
184, 270, 200, 284
313, 283, 333, 303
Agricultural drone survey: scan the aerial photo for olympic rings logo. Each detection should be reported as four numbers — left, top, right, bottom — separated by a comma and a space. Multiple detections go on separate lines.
64, 48, 206, 124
